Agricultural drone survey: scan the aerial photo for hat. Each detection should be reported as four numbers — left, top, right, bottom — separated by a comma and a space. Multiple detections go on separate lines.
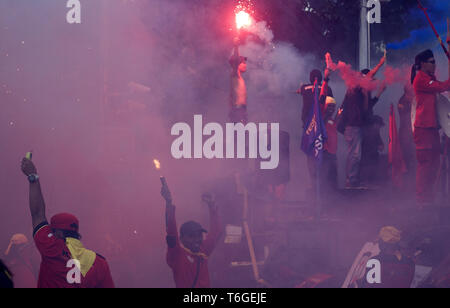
50, 213, 79, 232
415, 49, 434, 67
5, 234, 28, 255
180, 221, 207, 237
379, 226, 401, 244
310, 69, 323, 84
325, 96, 336, 107
361, 69, 371, 76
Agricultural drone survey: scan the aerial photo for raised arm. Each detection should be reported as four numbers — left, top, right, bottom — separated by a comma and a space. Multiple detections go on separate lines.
160, 179, 177, 241
232, 37, 240, 59
415, 75, 450, 93
317, 68, 332, 111
229, 37, 241, 73
367, 51, 386, 79
21, 158, 47, 231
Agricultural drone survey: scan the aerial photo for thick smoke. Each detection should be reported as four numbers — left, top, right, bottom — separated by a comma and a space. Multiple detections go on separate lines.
0, 0, 449, 288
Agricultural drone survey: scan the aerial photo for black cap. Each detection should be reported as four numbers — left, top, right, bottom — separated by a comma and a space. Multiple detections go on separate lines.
180, 221, 207, 236
411, 49, 435, 84
310, 69, 322, 84
361, 69, 371, 76
415, 49, 434, 67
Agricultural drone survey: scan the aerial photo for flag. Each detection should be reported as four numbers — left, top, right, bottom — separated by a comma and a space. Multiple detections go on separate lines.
301, 81, 328, 160
389, 104, 407, 188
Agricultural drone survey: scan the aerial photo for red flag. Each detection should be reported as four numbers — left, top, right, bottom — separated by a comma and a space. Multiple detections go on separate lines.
389, 104, 407, 188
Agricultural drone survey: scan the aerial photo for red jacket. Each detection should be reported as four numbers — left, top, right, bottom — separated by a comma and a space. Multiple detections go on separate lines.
413, 70, 450, 128
165, 206, 221, 288
34, 224, 115, 288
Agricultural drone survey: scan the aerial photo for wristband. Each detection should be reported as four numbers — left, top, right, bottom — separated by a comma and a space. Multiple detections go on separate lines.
28, 174, 39, 183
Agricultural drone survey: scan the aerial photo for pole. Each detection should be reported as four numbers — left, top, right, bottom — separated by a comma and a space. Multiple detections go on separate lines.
359, 0, 370, 70
417, 1, 450, 60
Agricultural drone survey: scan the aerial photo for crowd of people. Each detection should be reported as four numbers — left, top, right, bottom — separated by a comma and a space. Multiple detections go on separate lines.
1, 27, 450, 289
297, 47, 450, 209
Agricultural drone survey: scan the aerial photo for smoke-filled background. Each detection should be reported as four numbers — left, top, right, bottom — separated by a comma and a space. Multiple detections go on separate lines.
0, 0, 449, 287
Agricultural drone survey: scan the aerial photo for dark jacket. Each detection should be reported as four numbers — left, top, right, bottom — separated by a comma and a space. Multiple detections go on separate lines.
341, 87, 379, 128
301, 84, 333, 127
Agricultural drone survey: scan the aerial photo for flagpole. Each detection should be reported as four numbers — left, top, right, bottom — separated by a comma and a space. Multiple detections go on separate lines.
316, 147, 321, 220
301, 77, 327, 220
314, 79, 322, 220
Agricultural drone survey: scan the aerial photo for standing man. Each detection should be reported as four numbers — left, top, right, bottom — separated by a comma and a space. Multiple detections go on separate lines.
340, 54, 386, 188
299, 68, 334, 192
299, 69, 334, 129
411, 47, 450, 207
161, 181, 221, 288
229, 37, 248, 124
20, 157, 115, 288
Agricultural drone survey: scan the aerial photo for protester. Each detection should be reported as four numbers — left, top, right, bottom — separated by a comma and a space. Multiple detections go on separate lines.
229, 37, 248, 124
339, 54, 387, 188
20, 157, 115, 288
361, 226, 415, 288
3, 233, 38, 288
411, 48, 450, 207
299, 67, 334, 193
299, 69, 334, 129
160, 181, 222, 288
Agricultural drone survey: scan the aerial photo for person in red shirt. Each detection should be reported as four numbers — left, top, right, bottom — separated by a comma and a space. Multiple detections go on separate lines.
160, 180, 221, 288
411, 47, 450, 207
20, 157, 115, 288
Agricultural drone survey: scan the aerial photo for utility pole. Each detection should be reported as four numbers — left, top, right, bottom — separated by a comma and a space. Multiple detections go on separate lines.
359, 0, 370, 71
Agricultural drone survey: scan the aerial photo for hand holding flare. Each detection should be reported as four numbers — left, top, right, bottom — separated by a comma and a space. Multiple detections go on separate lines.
154, 159, 172, 204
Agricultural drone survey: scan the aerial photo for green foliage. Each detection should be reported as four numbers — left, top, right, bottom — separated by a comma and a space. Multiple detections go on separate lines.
257, 0, 429, 64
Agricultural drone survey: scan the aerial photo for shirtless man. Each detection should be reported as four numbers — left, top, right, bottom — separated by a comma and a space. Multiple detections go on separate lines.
229, 37, 248, 124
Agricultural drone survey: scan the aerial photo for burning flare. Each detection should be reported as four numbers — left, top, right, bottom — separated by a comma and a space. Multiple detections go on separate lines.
235, 11, 251, 30
153, 159, 161, 170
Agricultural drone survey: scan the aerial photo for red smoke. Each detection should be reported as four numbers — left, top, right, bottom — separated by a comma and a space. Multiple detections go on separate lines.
326, 53, 409, 91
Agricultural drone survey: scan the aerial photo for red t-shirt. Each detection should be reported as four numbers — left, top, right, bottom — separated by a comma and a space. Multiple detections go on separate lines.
165, 206, 221, 288
413, 71, 450, 128
324, 120, 338, 155
33, 224, 115, 288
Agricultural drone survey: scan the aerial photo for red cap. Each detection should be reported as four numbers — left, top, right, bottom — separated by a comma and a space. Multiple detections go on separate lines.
50, 213, 79, 232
